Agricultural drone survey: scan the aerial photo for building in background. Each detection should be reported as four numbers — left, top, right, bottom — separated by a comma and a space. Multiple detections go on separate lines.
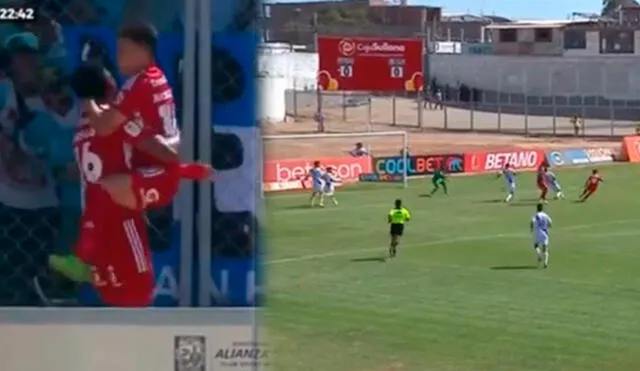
261, 0, 440, 48
438, 14, 511, 42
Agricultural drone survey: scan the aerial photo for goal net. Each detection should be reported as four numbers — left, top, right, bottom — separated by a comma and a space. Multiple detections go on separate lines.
262, 131, 409, 195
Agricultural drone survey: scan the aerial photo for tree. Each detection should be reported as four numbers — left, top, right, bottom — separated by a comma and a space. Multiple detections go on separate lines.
317, 6, 371, 25
317, 7, 342, 24
602, 0, 640, 16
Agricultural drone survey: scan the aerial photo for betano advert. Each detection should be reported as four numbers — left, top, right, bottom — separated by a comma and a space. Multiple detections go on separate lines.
464, 149, 546, 173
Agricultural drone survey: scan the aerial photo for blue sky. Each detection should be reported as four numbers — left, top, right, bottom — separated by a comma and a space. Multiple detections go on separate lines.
268, 0, 603, 20
418, 0, 601, 19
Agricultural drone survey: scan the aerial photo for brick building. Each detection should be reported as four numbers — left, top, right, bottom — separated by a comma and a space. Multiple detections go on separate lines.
261, 0, 440, 48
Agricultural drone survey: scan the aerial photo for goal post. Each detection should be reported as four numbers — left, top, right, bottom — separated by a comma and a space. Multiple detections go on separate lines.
262, 131, 409, 195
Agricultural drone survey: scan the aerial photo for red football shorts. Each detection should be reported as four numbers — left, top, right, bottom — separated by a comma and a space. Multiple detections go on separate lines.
132, 166, 180, 209
84, 215, 155, 307
586, 185, 598, 193
537, 182, 548, 191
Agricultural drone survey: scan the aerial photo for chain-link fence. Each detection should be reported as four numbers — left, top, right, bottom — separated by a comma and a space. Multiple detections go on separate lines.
0, 1, 181, 306
427, 55, 640, 137
0, 0, 260, 306
286, 89, 425, 131
285, 61, 640, 137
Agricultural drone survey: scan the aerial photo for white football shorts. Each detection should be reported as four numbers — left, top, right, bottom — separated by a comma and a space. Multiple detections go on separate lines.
534, 233, 549, 247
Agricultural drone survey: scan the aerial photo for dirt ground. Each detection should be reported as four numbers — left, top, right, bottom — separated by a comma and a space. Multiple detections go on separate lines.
263, 107, 621, 160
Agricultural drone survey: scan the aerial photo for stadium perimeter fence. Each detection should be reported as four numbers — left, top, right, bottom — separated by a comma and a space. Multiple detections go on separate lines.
0, 0, 259, 307
286, 84, 640, 137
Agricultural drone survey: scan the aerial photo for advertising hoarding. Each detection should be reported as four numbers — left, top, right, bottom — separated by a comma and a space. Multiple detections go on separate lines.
546, 149, 590, 166
0, 309, 266, 371
263, 156, 372, 192
464, 150, 546, 173
373, 154, 464, 176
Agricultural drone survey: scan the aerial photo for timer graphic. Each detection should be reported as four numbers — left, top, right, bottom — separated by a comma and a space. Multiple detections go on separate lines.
0, 7, 36, 22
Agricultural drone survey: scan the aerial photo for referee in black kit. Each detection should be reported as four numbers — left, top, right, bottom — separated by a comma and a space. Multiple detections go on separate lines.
387, 199, 411, 258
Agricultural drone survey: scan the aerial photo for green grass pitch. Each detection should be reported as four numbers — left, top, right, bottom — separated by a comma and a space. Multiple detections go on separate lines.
265, 164, 640, 371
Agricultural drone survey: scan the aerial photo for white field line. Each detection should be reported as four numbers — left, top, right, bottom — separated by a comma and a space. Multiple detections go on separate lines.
270, 184, 579, 216
266, 219, 639, 265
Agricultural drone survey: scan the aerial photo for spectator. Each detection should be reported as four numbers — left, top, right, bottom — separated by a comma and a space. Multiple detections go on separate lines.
0, 0, 257, 307
24, 18, 68, 70
422, 86, 430, 109
349, 142, 369, 157
434, 89, 443, 110
570, 115, 583, 136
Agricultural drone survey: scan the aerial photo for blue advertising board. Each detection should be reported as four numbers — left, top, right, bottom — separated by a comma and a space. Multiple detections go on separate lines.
584, 148, 615, 164
359, 173, 403, 182
547, 148, 615, 167
546, 149, 590, 167
203, 32, 261, 307
373, 154, 464, 176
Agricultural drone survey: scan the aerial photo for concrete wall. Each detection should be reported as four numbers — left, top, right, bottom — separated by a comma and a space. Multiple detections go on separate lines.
429, 54, 640, 120
257, 45, 317, 90
430, 55, 640, 99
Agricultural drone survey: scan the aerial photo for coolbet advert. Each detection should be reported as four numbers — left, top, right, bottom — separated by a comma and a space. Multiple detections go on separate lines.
374, 155, 464, 176
317, 36, 424, 92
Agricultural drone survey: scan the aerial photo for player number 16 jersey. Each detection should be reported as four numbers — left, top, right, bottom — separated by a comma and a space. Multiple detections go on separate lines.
73, 122, 134, 216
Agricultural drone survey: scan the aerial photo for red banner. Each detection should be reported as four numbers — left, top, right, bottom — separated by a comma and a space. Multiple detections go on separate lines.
317, 36, 423, 92
621, 136, 640, 162
464, 149, 546, 173
263, 156, 372, 192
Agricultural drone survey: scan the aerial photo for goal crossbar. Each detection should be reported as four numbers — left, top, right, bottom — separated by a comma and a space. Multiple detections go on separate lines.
263, 131, 409, 190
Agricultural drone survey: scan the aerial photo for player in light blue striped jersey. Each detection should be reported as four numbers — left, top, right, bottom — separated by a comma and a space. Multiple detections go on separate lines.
530, 203, 552, 268
497, 163, 516, 203
303, 161, 324, 207
319, 166, 341, 207
545, 169, 564, 199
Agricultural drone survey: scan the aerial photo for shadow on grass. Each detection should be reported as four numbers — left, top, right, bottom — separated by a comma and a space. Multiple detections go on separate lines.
490, 265, 538, 270
281, 204, 313, 210
509, 201, 540, 207
418, 194, 432, 198
350, 257, 387, 263
474, 199, 503, 204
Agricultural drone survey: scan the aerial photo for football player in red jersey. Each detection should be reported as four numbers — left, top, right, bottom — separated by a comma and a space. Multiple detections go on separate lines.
72, 66, 156, 306
579, 169, 603, 202
49, 65, 209, 306
83, 22, 195, 211
536, 163, 549, 203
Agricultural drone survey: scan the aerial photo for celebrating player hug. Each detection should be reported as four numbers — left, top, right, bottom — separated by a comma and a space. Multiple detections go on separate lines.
48, 23, 211, 307
304, 161, 342, 207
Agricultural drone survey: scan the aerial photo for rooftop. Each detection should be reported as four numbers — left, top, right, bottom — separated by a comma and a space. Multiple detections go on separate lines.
441, 13, 511, 23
